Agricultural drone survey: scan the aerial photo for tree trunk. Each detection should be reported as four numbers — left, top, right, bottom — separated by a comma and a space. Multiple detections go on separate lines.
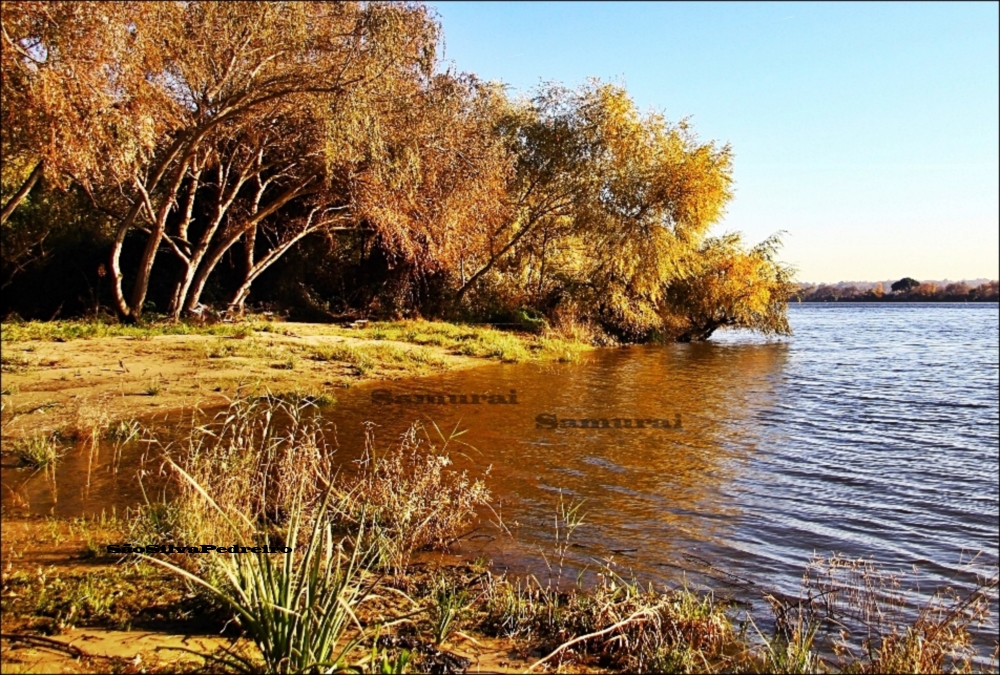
184, 179, 319, 312
108, 136, 190, 321
228, 226, 316, 310
0, 161, 44, 225
109, 200, 146, 320
456, 217, 535, 301
128, 162, 193, 319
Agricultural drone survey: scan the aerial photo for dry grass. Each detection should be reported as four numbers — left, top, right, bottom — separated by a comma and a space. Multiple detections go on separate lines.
132, 396, 492, 577
802, 553, 999, 674
106, 398, 998, 674
328, 421, 492, 573
9, 433, 61, 468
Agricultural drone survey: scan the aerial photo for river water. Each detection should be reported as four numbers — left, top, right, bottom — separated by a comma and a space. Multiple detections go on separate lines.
6, 303, 998, 641
326, 304, 999, 603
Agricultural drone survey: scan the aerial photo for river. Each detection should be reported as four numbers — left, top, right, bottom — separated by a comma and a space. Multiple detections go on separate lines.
6, 303, 998, 644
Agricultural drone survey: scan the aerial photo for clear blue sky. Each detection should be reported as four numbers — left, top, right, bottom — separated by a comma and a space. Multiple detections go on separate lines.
431, 1, 999, 283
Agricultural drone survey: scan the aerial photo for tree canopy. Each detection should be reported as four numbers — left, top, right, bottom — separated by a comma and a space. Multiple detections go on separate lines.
1, 0, 797, 341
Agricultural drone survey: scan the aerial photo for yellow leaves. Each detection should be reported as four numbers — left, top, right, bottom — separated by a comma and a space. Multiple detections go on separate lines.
1, 4, 792, 340
656, 233, 796, 340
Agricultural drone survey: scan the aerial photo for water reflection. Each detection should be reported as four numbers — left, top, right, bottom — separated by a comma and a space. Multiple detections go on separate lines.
4, 305, 995, 621
323, 341, 790, 581
1, 411, 183, 518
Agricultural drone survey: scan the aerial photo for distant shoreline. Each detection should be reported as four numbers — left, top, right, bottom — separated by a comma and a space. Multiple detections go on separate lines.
795, 299, 999, 304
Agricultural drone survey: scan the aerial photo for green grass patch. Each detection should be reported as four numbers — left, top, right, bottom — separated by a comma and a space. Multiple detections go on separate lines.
329, 319, 591, 365
11, 434, 61, 468
0, 317, 276, 343
307, 341, 447, 375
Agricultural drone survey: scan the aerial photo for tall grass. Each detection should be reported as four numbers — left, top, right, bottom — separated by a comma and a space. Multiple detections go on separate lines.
329, 421, 492, 573
156, 395, 333, 552
137, 396, 491, 575
802, 553, 999, 674
129, 395, 493, 671
11, 433, 61, 468
144, 463, 376, 673
117, 396, 996, 673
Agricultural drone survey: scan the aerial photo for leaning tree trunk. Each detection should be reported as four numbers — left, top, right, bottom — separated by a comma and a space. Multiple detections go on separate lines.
128, 175, 187, 320
0, 161, 44, 225
228, 225, 317, 310
184, 178, 320, 313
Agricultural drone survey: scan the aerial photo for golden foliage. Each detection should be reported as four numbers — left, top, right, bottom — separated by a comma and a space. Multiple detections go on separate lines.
2, 2, 793, 340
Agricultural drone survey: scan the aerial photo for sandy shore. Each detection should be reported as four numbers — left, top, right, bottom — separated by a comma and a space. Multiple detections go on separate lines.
0, 323, 516, 443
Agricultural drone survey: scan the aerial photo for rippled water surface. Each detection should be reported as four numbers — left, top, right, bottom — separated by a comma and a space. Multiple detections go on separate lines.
7, 304, 998, 636
328, 304, 1000, 598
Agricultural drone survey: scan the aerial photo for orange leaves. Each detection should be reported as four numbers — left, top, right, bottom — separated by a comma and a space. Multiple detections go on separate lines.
657, 233, 796, 341
2, 3, 793, 337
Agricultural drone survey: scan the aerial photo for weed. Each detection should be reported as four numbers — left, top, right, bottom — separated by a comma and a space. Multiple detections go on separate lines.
104, 418, 141, 442
269, 357, 296, 370
750, 614, 821, 674
145, 464, 377, 674
330, 421, 492, 572
431, 575, 469, 645
1, 353, 31, 372
11, 434, 61, 468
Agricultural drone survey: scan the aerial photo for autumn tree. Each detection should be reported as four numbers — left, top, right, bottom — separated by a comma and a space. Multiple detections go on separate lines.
348, 72, 513, 312
1, 3, 800, 339
455, 82, 734, 337
1, 1, 172, 295
3, 1, 441, 320
657, 233, 796, 341
1, 2, 169, 221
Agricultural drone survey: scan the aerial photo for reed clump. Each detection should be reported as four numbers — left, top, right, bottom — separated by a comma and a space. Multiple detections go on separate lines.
117, 396, 996, 674
329, 421, 491, 572
125, 394, 492, 671
143, 474, 376, 674
137, 395, 491, 576
10, 433, 61, 468
138, 395, 334, 556
802, 553, 999, 674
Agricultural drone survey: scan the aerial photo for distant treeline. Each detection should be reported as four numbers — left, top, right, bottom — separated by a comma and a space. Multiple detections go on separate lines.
797, 279, 999, 302
0, 1, 793, 342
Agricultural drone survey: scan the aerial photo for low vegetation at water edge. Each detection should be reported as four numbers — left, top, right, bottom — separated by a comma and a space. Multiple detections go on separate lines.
7, 395, 992, 673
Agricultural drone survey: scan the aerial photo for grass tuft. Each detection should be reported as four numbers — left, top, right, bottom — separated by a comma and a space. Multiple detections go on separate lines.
143, 469, 376, 674
11, 433, 61, 468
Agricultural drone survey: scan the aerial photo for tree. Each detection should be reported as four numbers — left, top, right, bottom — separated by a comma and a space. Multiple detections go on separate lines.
657, 233, 796, 341
455, 82, 734, 337
348, 73, 514, 312
1, 1, 171, 294
1, 2, 169, 222
890, 277, 920, 293
77, 2, 437, 320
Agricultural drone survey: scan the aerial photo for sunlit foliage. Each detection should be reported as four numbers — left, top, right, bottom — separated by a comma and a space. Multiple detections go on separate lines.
1, 1, 794, 341
658, 233, 796, 341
